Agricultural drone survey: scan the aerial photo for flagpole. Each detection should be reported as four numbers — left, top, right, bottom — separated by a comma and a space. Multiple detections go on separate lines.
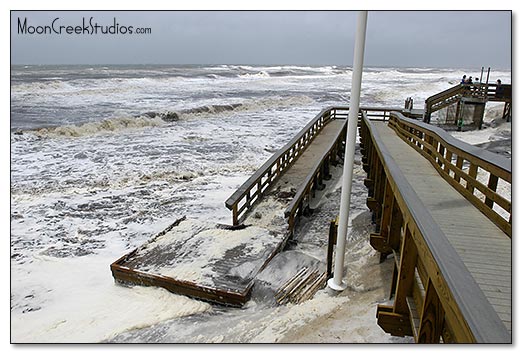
327, 10, 368, 291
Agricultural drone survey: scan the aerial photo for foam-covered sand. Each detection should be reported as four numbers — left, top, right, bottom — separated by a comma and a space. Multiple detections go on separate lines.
10, 254, 212, 343
11, 65, 512, 343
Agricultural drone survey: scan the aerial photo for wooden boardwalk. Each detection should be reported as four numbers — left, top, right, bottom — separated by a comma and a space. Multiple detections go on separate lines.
275, 119, 345, 191
110, 104, 511, 341
112, 112, 349, 306
243, 118, 346, 232
371, 120, 511, 337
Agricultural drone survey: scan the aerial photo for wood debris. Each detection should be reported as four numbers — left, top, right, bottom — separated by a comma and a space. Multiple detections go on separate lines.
275, 267, 327, 305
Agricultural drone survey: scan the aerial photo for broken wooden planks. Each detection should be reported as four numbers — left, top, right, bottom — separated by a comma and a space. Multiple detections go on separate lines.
111, 216, 291, 307
275, 267, 327, 305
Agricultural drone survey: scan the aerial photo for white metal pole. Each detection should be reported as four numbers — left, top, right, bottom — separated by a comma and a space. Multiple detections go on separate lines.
327, 10, 368, 291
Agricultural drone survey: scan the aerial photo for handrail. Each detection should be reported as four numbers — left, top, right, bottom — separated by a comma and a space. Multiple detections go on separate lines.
426, 84, 465, 104
360, 112, 510, 343
335, 105, 403, 122
360, 106, 402, 121
424, 85, 467, 123
388, 112, 511, 236
284, 113, 348, 229
225, 105, 402, 226
225, 106, 338, 225
485, 83, 512, 102
424, 83, 512, 123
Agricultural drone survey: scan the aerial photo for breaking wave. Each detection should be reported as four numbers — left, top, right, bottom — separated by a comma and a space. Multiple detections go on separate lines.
16, 95, 315, 138
238, 71, 271, 79
178, 96, 315, 119
27, 116, 167, 138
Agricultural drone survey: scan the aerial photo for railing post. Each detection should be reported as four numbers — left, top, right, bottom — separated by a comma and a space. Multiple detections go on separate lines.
485, 174, 499, 208
437, 144, 445, 167
388, 201, 403, 251
393, 226, 418, 315
455, 156, 464, 183
444, 149, 453, 174
376, 222, 415, 337
232, 204, 239, 226
326, 218, 338, 279
467, 164, 478, 193
370, 180, 394, 260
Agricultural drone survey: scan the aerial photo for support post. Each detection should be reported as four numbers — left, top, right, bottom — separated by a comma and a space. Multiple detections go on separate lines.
328, 11, 368, 292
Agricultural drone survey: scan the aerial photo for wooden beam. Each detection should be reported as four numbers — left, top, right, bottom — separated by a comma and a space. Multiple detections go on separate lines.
418, 280, 445, 343
393, 226, 418, 315
377, 305, 413, 337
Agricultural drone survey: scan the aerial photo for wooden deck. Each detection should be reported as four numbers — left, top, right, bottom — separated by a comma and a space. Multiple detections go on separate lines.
111, 218, 286, 306
112, 114, 349, 306
424, 83, 512, 124
276, 119, 345, 189
110, 104, 511, 340
372, 121, 511, 334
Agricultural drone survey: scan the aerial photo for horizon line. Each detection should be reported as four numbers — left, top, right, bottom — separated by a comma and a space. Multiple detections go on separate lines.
9, 63, 512, 71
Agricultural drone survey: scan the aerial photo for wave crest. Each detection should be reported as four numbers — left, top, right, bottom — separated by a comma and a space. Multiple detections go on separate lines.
17, 95, 315, 138
33, 116, 166, 138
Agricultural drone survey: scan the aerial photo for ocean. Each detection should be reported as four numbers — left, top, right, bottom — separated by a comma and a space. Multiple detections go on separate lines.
10, 64, 511, 343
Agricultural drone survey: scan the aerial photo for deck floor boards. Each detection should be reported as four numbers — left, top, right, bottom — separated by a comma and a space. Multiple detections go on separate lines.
372, 122, 511, 334
272, 119, 346, 190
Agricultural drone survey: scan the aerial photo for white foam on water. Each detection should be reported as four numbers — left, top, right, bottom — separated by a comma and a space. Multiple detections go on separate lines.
10, 253, 212, 343
33, 115, 166, 138
10, 65, 512, 343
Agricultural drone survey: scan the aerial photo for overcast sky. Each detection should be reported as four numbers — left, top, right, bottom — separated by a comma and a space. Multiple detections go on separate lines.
10, 11, 511, 69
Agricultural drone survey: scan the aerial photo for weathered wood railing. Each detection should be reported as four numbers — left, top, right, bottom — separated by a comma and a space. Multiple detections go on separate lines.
424, 84, 467, 123
485, 83, 512, 102
225, 107, 344, 226
284, 114, 348, 230
361, 106, 402, 121
225, 105, 403, 227
424, 83, 512, 123
388, 112, 511, 237
359, 111, 510, 343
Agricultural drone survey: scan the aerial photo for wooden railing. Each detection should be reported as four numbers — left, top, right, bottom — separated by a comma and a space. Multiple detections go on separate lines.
424, 83, 512, 123
361, 106, 402, 121
359, 112, 510, 343
388, 112, 511, 237
485, 83, 512, 102
225, 107, 344, 226
284, 114, 348, 230
424, 85, 467, 123
282, 107, 402, 229
225, 106, 403, 227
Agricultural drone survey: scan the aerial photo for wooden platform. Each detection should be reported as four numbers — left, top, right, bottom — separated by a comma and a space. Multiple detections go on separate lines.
111, 116, 348, 306
111, 217, 288, 306
373, 122, 512, 333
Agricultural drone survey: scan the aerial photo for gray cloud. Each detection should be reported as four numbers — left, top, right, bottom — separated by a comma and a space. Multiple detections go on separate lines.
11, 11, 511, 69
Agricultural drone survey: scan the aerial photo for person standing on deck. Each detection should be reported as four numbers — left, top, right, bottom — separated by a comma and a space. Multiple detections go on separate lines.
495, 79, 504, 98
461, 75, 467, 84
473, 77, 480, 95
